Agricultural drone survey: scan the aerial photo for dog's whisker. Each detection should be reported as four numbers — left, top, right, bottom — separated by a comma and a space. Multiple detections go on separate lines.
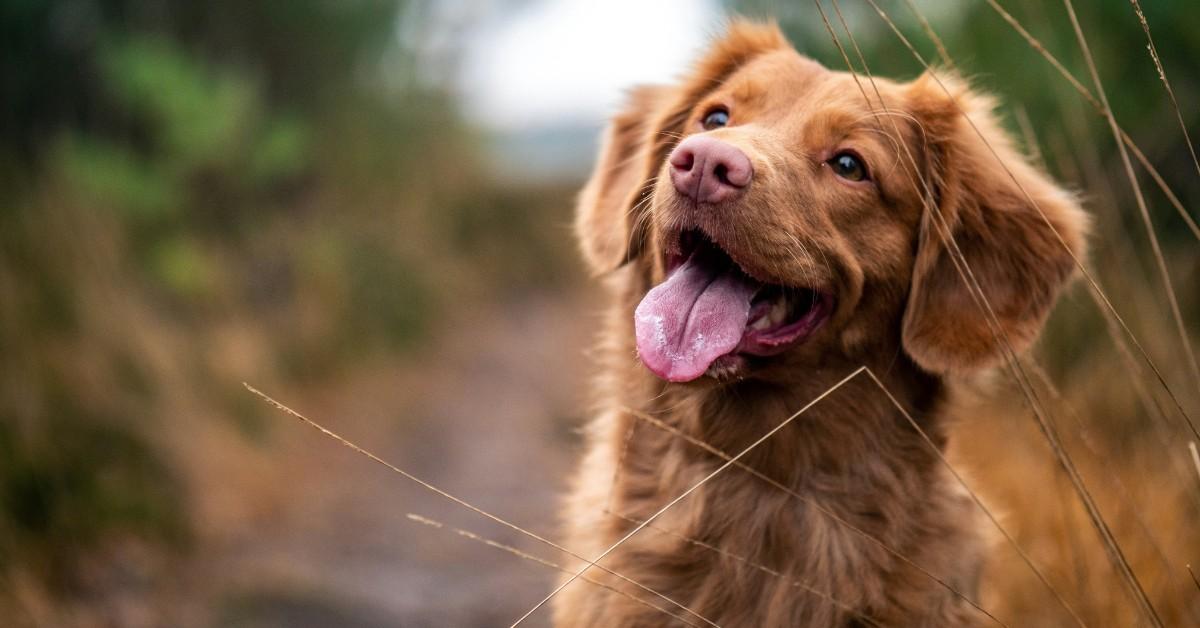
782, 231, 823, 299
242, 383, 720, 628
800, 231, 836, 295
622, 200, 656, 261
508, 367, 867, 627
405, 513, 706, 628
620, 194, 655, 251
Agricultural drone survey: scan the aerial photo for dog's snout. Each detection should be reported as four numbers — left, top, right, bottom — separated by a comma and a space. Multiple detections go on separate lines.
669, 136, 752, 204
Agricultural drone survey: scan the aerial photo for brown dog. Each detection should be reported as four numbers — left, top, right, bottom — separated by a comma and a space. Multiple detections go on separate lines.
555, 20, 1086, 628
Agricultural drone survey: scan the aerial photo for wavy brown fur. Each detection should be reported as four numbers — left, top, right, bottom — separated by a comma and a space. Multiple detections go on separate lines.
556, 20, 1086, 628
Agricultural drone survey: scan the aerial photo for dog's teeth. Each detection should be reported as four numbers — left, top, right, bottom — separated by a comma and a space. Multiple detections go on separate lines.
749, 296, 789, 332
769, 298, 788, 325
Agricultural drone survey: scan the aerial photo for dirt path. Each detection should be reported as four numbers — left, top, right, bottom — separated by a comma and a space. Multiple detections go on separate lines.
190, 292, 599, 627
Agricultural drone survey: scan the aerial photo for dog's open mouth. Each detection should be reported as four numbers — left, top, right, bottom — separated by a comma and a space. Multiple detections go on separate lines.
634, 229, 833, 382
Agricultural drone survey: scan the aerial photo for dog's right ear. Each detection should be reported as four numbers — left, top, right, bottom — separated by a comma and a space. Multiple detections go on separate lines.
576, 85, 674, 275
901, 73, 1088, 374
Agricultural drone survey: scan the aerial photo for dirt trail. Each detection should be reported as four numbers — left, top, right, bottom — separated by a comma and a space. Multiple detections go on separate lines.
192, 293, 598, 627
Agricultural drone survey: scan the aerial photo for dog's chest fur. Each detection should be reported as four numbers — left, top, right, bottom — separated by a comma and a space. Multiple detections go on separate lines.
554, 305, 986, 627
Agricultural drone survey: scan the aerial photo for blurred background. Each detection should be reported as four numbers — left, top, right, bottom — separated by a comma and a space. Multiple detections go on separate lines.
1, 1, 1197, 626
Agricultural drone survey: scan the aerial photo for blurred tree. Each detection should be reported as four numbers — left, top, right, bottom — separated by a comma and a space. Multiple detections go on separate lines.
0, 0, 407, 162
0, 0, 486, 617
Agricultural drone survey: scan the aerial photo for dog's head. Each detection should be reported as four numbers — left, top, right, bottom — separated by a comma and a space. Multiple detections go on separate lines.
578, 21, 1086, 384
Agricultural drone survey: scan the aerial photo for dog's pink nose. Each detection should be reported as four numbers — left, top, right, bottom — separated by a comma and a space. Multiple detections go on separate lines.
669, 136, 753, 204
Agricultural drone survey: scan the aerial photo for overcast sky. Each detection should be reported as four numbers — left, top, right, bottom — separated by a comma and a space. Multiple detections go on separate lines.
458, 0, 722, 131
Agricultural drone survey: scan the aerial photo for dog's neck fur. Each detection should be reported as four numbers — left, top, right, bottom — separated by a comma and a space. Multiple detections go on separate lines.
638, 356, 944, 481
555, 271, 985, 627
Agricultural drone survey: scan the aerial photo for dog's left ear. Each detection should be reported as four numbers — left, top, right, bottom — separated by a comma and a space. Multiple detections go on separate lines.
576, 85, 675, 274
576, 20, 791, 275
901, 73, 1089, 375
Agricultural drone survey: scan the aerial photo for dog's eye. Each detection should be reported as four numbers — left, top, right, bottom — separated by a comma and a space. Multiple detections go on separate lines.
701, 108, 729, 130
828, 152, 868, 182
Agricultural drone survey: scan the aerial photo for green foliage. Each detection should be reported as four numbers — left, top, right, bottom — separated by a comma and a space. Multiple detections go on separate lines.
0, 0, 1194, 622
57, 135, 180, 225
97, 36, 313, 187
147, 235, 215, 300
343, 240, 433, 353
0, 0, 462, 610
249, 114, 311, 185
49, 34, 318, 303
0, 411, 187, 588
102, 37, 260, 171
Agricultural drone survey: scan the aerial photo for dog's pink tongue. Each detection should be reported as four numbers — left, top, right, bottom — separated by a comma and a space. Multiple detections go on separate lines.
634, 253, 758, 382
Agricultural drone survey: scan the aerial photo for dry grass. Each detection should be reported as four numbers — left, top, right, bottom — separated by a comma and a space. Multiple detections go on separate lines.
4, 2, 1196, 626
425, 2, 1200, 625
240, 3, 1200, 626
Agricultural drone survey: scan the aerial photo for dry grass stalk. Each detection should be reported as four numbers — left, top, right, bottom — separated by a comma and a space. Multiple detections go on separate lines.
508, 367, 867, 627
830, 2, 1175, 624
403, 513, 705, 628
620, 404, 1001, 625
1127, 0, 1200, 181
982, 0, 1200, 243
241, 383, 719, 628
1059, 0, 1200, 407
